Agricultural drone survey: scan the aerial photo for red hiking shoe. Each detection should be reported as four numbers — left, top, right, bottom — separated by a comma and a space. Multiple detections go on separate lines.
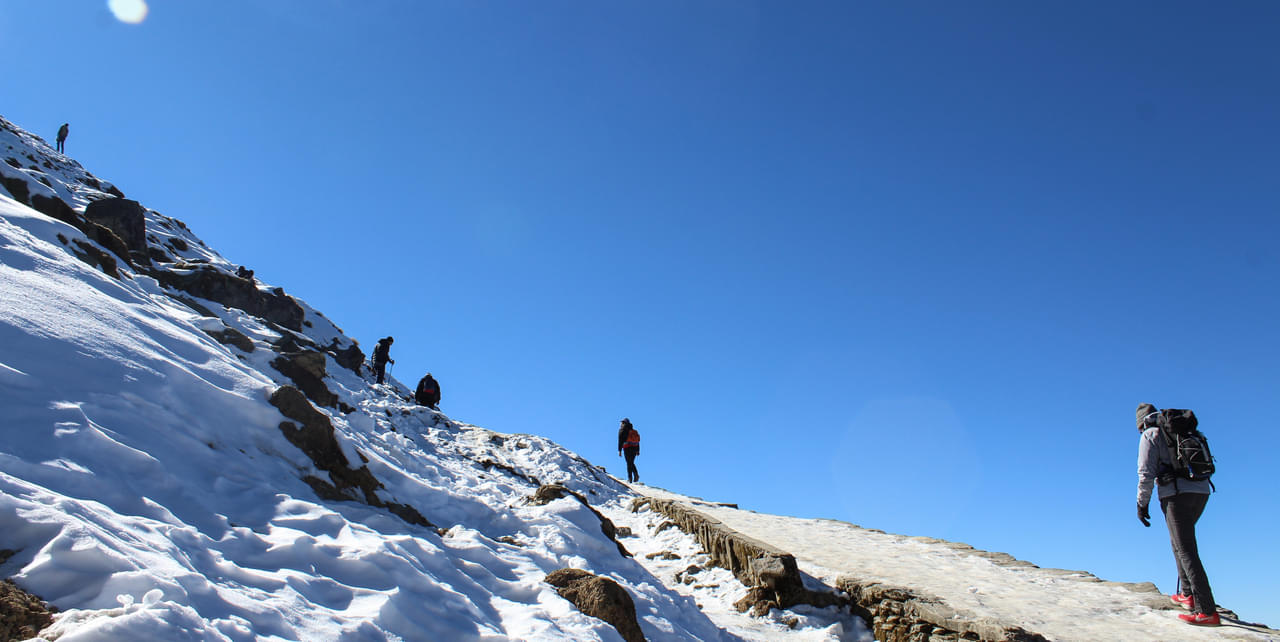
1170, 594, 1194, 610
1178, 612, 1221, 627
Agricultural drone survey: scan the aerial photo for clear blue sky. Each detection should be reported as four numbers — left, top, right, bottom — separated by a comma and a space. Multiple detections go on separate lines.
5, 0, 1278, 625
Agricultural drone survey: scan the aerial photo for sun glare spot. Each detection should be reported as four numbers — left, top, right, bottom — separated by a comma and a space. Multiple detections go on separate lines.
108, 0, 149, 24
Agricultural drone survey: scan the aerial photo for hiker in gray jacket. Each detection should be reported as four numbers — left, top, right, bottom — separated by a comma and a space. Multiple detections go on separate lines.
1135, 403, 1218, 626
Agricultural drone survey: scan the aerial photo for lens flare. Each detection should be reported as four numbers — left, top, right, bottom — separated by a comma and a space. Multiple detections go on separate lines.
107, 0, 149, 24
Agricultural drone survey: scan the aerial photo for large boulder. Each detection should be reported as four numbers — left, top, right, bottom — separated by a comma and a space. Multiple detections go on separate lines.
544, 569, 644, 642
271, 350, 337, 407
83, 198, 148, 259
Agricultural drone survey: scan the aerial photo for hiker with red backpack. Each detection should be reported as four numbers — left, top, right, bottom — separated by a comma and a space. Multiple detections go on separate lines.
617, 418, 640, 483
415, 373, 440, 409
1136, 403, 1219, 626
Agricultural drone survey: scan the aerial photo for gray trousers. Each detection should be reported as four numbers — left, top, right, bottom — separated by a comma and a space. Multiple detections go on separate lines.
1159, 491, 1215, 615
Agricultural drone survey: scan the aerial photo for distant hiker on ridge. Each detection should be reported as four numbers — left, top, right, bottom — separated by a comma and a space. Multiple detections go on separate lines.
617, 418, 640, 483
56, 123, 68, 153
1135, 403, 1220, 627
371, 336, 394, 384
415, 373, 440, 409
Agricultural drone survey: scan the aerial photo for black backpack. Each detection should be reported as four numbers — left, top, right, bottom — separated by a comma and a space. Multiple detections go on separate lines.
1156, 409, 1215, 487
372, 339, 390, 363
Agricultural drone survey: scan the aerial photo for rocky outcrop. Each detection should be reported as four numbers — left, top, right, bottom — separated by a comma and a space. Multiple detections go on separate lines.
154, 265, 304, 331
833, 579, 1047, 642
269, 386, 380, 502
271, 350, 337, 407
6, 184, 138, 272
0, 173, 30, 205
0, 579, 54, 642
544, 568, 645, 642
325, 339, 364, 375
531, 484, 629, 557
83, 197, 150, 265
633, 497, 816, 613
205, 326, 254, 353
268, 386, 432, 529
71, 238, 120, 279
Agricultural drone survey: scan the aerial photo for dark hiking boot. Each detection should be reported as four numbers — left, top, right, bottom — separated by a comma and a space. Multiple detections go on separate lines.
1178, 612, 1220, 626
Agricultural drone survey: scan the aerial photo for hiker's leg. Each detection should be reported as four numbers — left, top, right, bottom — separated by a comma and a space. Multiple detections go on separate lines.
1164, 493, 1215, 614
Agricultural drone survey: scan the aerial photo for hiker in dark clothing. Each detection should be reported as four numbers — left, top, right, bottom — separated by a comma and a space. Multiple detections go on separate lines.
371, 336, 394, 384
56, 123, 68, 153
415, 373, 440, 409
617, 418, 640, 483
1136, 403, 1219, 627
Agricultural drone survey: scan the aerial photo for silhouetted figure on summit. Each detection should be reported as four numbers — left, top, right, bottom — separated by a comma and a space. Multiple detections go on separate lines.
56, 123, 68, 153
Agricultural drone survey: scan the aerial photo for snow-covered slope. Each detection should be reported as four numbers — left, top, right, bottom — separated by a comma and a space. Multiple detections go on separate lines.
7, 113, 1268, 642
1, 115, 777, 641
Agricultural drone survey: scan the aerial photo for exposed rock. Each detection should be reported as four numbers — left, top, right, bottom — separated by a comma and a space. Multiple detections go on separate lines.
834, 577, 1051, 642
544, 568, 645, 642
205, 326, 254, 353
83, 198, 149, 264
734, 586, 778, 617
71, 238, 120, 279
645, 551, 680, 561
154, 265, 304, 331
272, 332, 314, 354
0, 579, 54, 642
171, 295, 216, 318
479, 459, 540, 487
0, 173, 29, 205
271, 350, 337, 407
269, 386, 436, 530
675, 564, 702, 585
530, 484, 629, 557
20, 193, 136, 271
325, 339, 365, 375
269, 386, 379, 503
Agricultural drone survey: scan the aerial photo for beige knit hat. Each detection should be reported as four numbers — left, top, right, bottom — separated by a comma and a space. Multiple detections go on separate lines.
1136, 403, 1158, 429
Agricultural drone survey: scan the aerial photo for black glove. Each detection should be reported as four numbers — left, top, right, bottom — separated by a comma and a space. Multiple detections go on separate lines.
1138, 503, 1151, 527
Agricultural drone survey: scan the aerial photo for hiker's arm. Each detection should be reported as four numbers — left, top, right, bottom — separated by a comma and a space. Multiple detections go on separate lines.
1136, 430, 1158, 508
